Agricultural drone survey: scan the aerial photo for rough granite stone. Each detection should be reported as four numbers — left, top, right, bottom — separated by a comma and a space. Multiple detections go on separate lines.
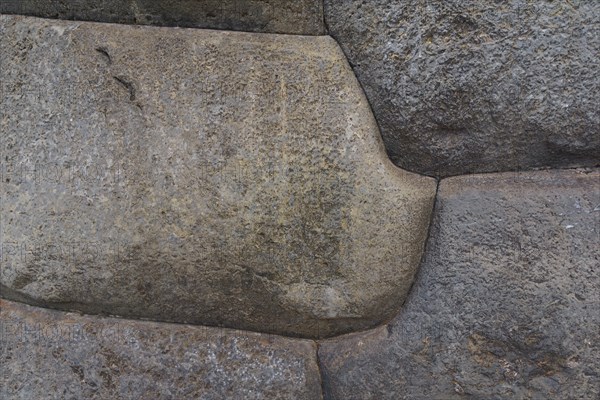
324, 0, 600, 176
0, 299, 322, 399
319, 168, 600, 399
0, 15, 436, 338
0, 0, 325, 35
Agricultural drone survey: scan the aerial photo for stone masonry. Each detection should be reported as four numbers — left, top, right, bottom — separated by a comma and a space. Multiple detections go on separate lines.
1, 2, 599, 399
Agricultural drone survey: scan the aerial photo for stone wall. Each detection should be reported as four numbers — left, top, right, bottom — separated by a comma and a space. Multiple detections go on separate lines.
1, 3, 598, 399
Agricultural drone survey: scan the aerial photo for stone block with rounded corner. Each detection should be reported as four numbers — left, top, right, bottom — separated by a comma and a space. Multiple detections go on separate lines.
325, 0, 600, 176
319, 168, 600, 399
0, 15, 436, 338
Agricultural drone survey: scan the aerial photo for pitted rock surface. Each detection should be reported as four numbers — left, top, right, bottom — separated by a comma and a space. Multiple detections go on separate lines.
319, 168, 600, 399
0, 15, 436, 338
1, 0, 325, 35
325, 0, 600, 176
0, 299, 322, 399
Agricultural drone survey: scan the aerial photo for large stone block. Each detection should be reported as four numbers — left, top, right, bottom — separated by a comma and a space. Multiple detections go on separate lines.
325, 0, 600, 176
319, 169, 600, 398
0, 15, 436, 338
0, 299, 322, 399
0, 0, 325, 35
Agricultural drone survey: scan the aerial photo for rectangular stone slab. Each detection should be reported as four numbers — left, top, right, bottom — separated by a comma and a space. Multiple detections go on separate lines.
1, 0, 325, 35
319, 168, 600, 399
0, 299, 322, 399
0, 15, 436, 338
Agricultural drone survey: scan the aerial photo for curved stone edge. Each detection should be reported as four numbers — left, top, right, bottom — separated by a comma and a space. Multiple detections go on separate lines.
0, 298, 323, 400
0, 0, 325, 35
0, 14, 437, 339
317, 168, 600, 399
323, 0, 600, 177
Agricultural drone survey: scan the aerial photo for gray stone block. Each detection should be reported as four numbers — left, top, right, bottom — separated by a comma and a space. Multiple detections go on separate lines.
0, 299, 322, 399
319, 168, 600, 399
325, 0, 600, 176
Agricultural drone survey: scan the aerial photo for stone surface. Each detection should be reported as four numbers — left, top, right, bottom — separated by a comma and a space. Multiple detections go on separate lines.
324, 0, 600, 176
0, 299, 322, 399
319, 168, 600, 399
0, 15, 436, 338
0, 0, 324, 35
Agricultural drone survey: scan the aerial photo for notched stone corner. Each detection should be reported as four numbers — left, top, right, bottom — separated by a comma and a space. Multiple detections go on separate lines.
318, 168, 600, 398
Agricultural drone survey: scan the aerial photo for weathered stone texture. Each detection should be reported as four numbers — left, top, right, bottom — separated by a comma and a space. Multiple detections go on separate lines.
325, 0, 600, 176
319, 169, 600, 399
0, 15, 436, 338
0, 0, 325, 35
0, 299, 322, 399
